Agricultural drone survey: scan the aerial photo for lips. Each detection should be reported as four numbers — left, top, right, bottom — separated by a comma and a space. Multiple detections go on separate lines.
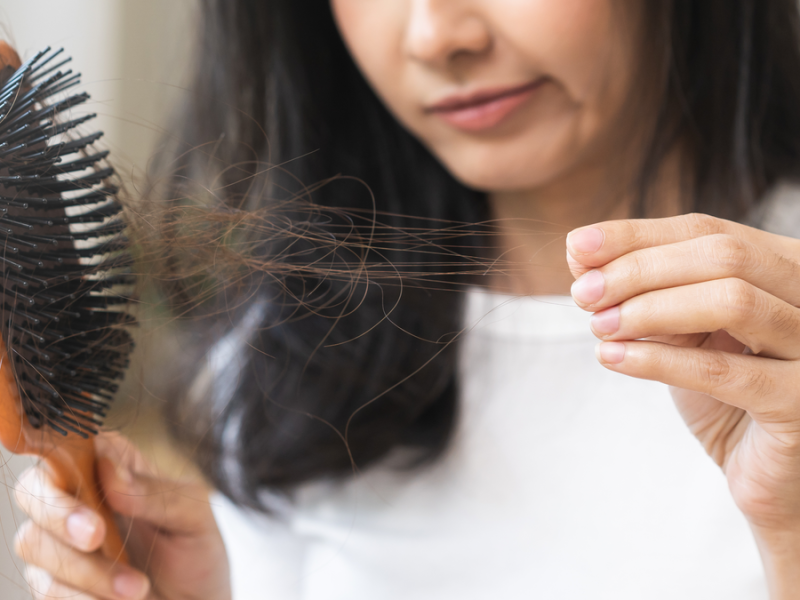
426, 79, 546, 133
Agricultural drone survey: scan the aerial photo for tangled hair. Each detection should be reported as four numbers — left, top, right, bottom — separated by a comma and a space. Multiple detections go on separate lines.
138, 0, 800, 509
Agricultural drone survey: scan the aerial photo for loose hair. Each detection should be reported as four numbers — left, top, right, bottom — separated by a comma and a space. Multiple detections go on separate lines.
143, 0, 800, 510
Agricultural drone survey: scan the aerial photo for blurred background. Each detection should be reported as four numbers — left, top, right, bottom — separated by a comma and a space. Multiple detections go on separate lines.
0, 1, 195, 596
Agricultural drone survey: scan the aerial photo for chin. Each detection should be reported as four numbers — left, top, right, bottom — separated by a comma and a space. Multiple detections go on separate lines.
430, 129, 578, 194
441, 153, 561, 194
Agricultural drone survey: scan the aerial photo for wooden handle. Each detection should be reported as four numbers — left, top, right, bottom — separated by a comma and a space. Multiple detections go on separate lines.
43, 439, 129, 562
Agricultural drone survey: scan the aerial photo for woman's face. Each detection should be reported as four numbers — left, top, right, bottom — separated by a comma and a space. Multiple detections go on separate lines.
330, 0, 642, 193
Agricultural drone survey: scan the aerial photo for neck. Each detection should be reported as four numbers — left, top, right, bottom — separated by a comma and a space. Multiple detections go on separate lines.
486, 155, 682, 296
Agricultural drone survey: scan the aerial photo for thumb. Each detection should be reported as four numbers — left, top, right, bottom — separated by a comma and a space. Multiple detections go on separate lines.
97, 456, 214, 536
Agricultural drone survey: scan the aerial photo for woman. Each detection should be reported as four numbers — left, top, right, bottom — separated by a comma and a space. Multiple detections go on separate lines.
13, 0, 800, 598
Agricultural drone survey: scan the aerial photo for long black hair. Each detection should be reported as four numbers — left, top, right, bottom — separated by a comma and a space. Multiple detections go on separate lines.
148, 0, 800, 510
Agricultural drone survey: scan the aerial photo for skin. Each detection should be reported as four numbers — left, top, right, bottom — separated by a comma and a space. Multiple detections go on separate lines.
14, 1, 800, 598
14, 434, 230, 600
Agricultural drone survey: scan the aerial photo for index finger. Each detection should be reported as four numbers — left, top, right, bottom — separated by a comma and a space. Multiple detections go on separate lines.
566, 213, 800, 270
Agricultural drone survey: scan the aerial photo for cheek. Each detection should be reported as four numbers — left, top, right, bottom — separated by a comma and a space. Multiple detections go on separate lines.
504, 0, 629, 114
329, 0, 408, 110
451, 2, 638, 190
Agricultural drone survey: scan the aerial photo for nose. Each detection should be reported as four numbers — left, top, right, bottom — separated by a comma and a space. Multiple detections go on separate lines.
404, 0, 492, 69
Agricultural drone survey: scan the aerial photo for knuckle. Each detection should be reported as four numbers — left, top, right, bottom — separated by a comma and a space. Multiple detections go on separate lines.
705, 234, 749, 274
702, 351, 776, 401
765, 302, 800, 341
718, 278, 758, 323
700, 352, 733, 392
773, 253, 800, 302
619, 219, 646, 249
684, 213, 724, 237
735, 367, 776, 400
617, 251, 654, 287
779, 253, 800, 282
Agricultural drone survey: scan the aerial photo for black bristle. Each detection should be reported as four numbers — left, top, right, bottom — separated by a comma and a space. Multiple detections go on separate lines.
0, 48, 135, 438
0, 256, 25, 272
28, 49, 67, 82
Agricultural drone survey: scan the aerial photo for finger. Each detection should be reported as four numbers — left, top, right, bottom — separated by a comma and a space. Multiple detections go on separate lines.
591, 279, 800, 360
14, 466, 106, 553
37, 581, 100, 600
25, 565, 54, 599
594, 340, 798, 423
567, 213, 800, 271
97, 458, 213, 535
95, 433, 156, 478
27, 566, 98, 600
15, 521, 150, 600
571, 232, 800, 311
94, 432, 213, 533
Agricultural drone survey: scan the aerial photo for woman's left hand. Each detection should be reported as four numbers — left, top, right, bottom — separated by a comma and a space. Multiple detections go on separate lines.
566, 213, 800, 595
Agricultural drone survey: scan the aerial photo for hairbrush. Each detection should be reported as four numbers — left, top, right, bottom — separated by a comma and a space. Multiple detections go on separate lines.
0, 41, 134, 562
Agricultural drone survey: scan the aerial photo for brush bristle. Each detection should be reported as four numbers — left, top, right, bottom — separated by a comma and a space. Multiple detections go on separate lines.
0, 48, 135, 438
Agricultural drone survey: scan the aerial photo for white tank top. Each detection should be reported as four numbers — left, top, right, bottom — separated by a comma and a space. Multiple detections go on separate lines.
211, 291, 767, 600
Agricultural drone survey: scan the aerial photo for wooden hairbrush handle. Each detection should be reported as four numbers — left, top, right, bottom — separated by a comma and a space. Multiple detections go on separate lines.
0, 40, 128, 564
39, 431, 129, 562
0, 337, 128, 562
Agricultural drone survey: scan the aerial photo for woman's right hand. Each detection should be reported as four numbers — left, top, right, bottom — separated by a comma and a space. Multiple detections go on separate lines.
13, 432, 231, 600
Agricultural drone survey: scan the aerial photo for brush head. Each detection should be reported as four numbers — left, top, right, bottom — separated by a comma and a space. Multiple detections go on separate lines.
0, 45, 134, 442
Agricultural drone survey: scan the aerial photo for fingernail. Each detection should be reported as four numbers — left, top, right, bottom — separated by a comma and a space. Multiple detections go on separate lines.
114, 571, 149, 600
567, 227, 604, 255
597, 342, 626, 364
591, 306, 620, 336
66, 509, 99, 548
571, 270, 605, 305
